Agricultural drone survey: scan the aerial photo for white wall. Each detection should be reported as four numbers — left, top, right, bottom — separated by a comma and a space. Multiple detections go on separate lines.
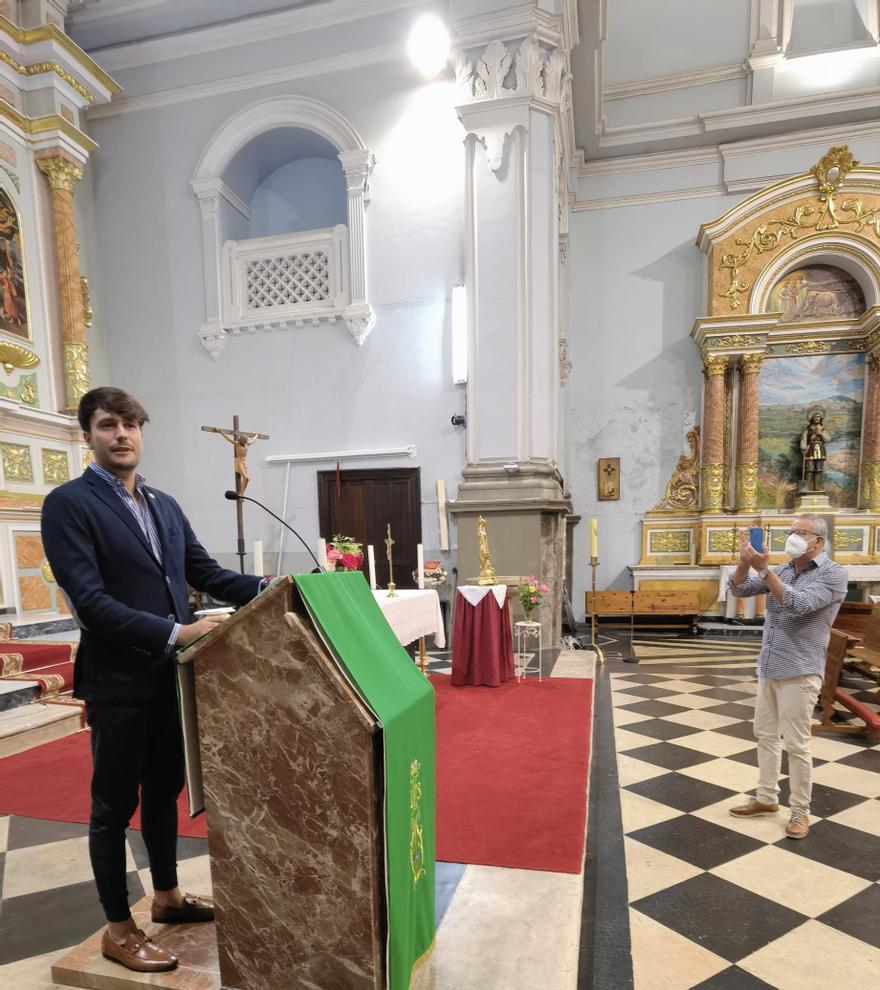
249, 158, 347, 238
84, 39, 467, 576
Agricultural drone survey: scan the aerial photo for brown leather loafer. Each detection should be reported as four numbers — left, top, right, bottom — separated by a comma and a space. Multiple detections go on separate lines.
101, 929, 178, 972
151, 892, 215, 924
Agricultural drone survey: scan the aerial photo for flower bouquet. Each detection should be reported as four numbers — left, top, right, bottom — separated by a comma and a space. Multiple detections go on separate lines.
516, 575, 549, 620
326, 534, 364, 571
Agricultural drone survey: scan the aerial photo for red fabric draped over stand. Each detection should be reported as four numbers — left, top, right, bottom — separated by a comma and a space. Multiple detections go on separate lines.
451, 591, 515, 687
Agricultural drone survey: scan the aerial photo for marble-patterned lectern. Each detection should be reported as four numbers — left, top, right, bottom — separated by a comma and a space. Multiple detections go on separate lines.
180, 574, 435, 990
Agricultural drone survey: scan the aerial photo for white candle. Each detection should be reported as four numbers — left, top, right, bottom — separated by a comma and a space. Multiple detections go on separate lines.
253, 539, 264, 576
368, 544, 377, 589
417, 543, 425, 589
589, 518, 599, 559
317, 537, 328, 571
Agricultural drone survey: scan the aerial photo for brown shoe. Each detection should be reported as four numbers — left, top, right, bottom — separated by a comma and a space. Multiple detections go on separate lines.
151, 892, 215, 924
101, 929, 178, 972
786, 811, 809, 839
729, 798, 780, 817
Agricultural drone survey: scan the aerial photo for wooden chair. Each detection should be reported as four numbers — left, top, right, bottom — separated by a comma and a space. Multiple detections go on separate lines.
844, 603, 880, 691
813, 628, 880, 741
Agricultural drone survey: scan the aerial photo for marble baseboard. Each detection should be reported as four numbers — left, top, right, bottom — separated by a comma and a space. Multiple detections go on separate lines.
51, 894, 220, 990
10, 617, 80, 639
0, 682, 39, 711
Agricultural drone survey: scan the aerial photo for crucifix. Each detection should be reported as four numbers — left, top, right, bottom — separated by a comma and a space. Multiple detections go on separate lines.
202, 416, 269, 574
384, 523, 397, 598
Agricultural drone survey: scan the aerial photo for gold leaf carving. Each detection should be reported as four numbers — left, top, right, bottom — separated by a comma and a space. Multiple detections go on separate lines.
0, 342, 39, 375
707, 335, 764, 349
708, 530, 736, 553
656, 427, 700, 510
650, 531, 690, 553
833, 529, 864, 551
41, 449, 69, 485
0, 443, 32, 482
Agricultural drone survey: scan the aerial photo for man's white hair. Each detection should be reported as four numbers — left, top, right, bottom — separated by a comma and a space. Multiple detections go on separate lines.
796, 513, 827, 541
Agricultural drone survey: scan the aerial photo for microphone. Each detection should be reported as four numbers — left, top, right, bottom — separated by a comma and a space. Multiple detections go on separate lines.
224, 491, 324, 571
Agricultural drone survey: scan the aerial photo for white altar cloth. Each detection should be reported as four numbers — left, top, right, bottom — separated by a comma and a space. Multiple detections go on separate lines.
456, 584, 507, 608
372, 589, 446, 649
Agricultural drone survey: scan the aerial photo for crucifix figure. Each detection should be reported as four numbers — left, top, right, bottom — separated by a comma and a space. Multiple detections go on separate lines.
602, 462, 616, 498
385, 523, 397, 598
202, 416, 269, 573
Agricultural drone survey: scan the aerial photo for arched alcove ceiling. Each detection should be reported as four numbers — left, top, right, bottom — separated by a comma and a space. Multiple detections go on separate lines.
223, 127, 341, 206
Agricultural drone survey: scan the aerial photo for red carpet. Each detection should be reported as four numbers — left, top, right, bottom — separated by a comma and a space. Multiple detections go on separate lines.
0, 675, 594, 868
433, 674, 593, 874
0, 731, 207, 838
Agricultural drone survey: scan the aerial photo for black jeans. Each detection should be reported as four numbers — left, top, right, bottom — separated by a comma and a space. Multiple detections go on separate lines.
85, 686, 185, 922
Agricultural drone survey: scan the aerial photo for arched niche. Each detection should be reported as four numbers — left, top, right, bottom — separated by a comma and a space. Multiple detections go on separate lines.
191, 96, 376, 357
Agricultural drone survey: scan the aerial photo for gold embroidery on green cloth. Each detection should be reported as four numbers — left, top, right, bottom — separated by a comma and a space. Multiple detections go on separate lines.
410, 759, 425, 886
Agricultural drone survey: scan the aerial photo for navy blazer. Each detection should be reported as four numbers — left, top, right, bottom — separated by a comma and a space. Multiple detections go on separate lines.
41, 469, 260, 703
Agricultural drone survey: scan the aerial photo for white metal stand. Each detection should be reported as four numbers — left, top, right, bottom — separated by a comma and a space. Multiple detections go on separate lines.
515, 620, 543, 682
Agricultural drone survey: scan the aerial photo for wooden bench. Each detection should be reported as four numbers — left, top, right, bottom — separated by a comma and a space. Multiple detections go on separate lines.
813, 628, 880, 741
842, 602, 880, 688
585, 590, 702, 634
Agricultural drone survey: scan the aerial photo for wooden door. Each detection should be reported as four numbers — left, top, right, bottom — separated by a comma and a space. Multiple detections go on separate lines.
317, 467, 422, 589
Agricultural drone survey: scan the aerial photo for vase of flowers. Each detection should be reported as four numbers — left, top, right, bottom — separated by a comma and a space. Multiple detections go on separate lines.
516, 575, 549, 621
326, 534, 364, 572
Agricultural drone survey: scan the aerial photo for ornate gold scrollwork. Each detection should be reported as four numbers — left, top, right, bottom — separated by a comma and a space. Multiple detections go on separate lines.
833, 529, 865, 551
650, 531, 690, 553
81, 276, 92, 329
735, 462, 758, 509
717, 145, 878, 309
787, 340, 833, 355
63, 341, 91, 409
0, 442, 32, 482
862, 461, 880, 511
708, 529, 736, 553
701, 463, 724, 510
707, 335, 764, 349
409, 759, 426, 886
656, 427, 700, 510
41, 560, 55, 584
41, 449, 69, 485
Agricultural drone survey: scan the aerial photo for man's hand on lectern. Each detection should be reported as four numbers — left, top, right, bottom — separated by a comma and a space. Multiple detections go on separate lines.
177, 613, 230, 648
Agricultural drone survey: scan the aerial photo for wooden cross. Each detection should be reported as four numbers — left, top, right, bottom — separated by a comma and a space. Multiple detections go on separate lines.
201, 415, 269, 574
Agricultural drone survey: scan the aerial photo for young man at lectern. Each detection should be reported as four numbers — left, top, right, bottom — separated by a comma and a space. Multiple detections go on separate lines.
41, 387, 267, 973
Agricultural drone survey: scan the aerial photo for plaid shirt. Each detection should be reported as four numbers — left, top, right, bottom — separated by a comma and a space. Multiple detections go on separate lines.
728, 552, 848, 680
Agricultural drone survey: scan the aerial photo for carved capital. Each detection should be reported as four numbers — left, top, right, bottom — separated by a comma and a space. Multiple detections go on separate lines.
452, 36, 570, 107
338, 149, 376, 201
703, 354, 728, 376
344, 306, 376, 346
37, 156, 83, 193
700, 463, 724, 510
740, 353, 764, 374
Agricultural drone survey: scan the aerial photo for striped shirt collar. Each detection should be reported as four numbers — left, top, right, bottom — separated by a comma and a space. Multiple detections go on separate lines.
88, 460, 148, 495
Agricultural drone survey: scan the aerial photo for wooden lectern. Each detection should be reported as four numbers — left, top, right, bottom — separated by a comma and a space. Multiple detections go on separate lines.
180, 577, 386, 990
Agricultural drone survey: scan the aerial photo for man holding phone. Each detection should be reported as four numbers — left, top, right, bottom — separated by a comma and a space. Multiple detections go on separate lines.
727, 515, 847, 839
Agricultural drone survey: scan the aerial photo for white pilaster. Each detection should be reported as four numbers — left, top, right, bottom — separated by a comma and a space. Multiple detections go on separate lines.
338, 148, 376, 345
191, 181, 227, 359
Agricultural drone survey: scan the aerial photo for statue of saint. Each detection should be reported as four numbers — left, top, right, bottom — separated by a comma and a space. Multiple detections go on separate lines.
477, 515, 498, 586
800, 410, 830, 492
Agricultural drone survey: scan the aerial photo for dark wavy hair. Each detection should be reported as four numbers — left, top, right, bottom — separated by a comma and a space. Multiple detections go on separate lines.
77, 387, 150, 434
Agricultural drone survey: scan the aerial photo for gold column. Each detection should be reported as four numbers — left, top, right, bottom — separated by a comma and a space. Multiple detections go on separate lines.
735, 353, 763, 511
861, 351, 880, 511
36, 156, 90, 412
700, 354, 728, 510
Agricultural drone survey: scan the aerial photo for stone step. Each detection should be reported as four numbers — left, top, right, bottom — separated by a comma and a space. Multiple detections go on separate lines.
0, 701, 82, 758
0, 678, 39, 713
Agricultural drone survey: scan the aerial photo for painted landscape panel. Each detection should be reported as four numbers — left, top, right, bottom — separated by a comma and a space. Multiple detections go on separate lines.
757, 353, 864, 509
767, 264, 865, 322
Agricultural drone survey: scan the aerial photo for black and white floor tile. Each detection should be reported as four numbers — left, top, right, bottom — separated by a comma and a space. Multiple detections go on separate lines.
610, 650, 880, 990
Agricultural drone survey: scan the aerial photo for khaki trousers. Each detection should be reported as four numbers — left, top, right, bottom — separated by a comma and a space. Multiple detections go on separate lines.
754, 674, 823, 815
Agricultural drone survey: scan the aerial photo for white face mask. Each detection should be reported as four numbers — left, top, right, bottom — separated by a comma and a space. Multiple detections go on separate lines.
784, 533, 809, 558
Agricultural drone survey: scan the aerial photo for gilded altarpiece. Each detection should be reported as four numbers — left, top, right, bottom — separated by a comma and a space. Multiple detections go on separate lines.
636, 147, 880, 610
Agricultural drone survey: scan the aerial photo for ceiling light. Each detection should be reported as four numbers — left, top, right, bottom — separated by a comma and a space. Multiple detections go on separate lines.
407, 14, 451, 79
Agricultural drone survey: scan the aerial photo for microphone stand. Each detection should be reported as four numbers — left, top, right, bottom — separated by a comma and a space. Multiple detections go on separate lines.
224, 491, 323, 572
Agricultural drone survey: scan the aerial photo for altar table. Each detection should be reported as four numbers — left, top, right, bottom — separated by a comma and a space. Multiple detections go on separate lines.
451, 585, 515, 687
372, 588, 446, 648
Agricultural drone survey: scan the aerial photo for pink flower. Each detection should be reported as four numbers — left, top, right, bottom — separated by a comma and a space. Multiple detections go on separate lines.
540, 583, 549, 593
530, 596, 537, 603
341, 553, 362, 570
326, 547, 342, 561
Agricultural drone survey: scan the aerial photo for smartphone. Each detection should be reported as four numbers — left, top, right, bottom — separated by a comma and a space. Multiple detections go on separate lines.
748, 527, 764, 552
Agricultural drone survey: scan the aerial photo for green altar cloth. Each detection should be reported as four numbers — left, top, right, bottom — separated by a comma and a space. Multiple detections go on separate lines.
295, 571, 436, 990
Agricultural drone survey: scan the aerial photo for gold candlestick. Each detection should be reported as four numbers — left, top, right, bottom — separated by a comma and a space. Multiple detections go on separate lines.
589, 555, 605, 664
384, 523, 397, 598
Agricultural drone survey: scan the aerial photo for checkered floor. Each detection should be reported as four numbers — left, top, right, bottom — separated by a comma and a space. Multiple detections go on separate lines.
613, 647, 880, 989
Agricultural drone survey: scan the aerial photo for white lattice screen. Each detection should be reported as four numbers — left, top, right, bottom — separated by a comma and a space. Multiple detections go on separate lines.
222, 225, 349, 331
245, 251, 331, 310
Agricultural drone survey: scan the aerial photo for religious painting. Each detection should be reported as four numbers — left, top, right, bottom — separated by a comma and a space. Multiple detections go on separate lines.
767, 264, 865, 322
757, 353, 864, 509
0, 189, 29, 340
